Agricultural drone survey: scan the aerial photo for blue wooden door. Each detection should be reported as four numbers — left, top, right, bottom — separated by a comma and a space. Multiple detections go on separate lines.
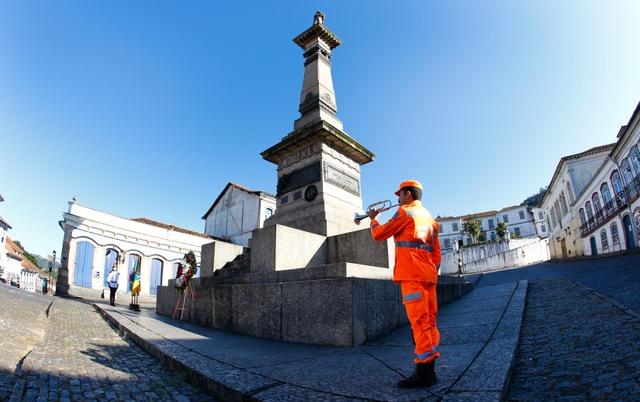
589, 237, 598, 256
149, 259, 163, 296
74, 241, 95, 288
103, 249, 119, 287
623, 215, 636, 249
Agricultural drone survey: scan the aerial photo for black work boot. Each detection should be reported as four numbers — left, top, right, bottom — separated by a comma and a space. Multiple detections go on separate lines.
397, 361, 437, 388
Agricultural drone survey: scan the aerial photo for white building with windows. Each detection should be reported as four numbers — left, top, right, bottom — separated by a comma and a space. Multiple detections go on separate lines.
58, 201, 215, 297
497, 205, 538, 238
437, 205, 540, 252
57, 182, 276, 296
539, 143, 614, 259
573, 102, 640, 256
201, 182, 276, 247
531, 207, 549, 239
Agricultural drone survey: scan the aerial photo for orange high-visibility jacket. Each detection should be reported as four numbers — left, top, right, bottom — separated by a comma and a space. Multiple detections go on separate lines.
370, 200, 441, 283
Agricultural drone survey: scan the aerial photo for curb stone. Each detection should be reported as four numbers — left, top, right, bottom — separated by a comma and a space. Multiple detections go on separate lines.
445, 280, 528, 401
94, 304, 276, 401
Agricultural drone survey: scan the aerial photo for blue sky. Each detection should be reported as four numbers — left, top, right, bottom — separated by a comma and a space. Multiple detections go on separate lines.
1, 1, 639, 257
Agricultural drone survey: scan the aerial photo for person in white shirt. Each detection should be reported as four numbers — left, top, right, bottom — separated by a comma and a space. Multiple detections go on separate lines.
107, 264, 120, 306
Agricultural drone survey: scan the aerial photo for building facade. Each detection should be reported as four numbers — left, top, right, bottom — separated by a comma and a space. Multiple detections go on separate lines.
201, 182, 276, 247
437, 205, 540, 252
57, 201, 214, 297
539, 144, 614, 259
575, 103, 640, 256
0, 193, 11, 278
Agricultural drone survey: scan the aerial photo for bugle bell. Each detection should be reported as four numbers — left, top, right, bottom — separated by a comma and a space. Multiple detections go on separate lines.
354, 200, 399, 224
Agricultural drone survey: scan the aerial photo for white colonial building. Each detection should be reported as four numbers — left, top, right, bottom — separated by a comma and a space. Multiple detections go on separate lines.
574, 102, 640, 256
437, 205, 540, 252
57, 201, 215, 297
202, 182, 276, 247
498, 205, 539, 238
531, 207, 549, 239
539, 143, 614, 259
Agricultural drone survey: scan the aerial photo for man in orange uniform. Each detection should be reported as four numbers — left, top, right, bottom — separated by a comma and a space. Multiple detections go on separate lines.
369, 179, 441, 388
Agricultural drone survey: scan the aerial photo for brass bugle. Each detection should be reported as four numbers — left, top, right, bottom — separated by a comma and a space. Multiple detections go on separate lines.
354, 200, 399, 224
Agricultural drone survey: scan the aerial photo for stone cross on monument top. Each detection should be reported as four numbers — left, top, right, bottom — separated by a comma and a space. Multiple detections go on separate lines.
260, 12, 375, 237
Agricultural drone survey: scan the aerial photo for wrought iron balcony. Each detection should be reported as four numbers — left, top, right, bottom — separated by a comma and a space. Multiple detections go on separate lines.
580, 176, 640, 237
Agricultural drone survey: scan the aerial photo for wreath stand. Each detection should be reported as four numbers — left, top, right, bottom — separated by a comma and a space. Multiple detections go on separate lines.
129, 293, 140, 311
173, 281, 195, 320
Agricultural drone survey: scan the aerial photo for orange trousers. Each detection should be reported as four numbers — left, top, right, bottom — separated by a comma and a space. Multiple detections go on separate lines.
401, 281, 440, 364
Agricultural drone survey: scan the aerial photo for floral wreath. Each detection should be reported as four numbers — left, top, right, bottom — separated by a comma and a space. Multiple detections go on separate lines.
175, 251, 197, 294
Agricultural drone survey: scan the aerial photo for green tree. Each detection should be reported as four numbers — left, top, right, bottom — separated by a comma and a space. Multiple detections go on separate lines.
496, 222, 508, 240
463, 218, 482, 244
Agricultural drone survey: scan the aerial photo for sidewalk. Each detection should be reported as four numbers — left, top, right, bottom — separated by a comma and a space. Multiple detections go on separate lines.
95, 280, 528, 401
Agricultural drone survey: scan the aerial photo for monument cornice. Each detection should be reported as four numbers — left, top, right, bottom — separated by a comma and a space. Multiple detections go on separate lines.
261, 120, 375, 166
293, 24, 341, 49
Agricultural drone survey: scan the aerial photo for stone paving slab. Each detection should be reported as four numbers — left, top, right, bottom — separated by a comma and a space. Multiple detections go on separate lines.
94, 279, 528, 401
506, 278, 640, 400
0, 286, 51, 400
1, 285, 214, 402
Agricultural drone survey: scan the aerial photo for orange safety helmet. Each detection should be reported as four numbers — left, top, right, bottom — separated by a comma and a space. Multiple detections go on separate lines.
395, 179, 423, 195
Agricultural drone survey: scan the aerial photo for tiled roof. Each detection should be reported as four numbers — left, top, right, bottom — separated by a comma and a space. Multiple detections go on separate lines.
5, 236, 48, 275
129, 218, 213, 240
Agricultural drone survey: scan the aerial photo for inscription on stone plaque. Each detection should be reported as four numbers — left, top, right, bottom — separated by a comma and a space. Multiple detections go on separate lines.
323, 162, 360, 196
277, 161, 321, 196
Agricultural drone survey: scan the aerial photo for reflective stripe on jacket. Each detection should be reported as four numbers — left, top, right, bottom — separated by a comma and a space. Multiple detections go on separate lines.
370, 200, 441, 282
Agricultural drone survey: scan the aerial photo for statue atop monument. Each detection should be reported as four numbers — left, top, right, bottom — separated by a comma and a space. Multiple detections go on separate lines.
313, 11, 325, 25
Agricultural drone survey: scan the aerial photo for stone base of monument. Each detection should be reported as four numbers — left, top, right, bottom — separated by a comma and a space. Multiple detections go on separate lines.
156, 225, 476, 347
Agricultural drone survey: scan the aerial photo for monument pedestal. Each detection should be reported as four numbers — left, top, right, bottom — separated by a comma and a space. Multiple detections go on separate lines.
154, 13, 474, 348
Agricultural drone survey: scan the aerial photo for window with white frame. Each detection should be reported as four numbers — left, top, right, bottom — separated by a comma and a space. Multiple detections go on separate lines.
566, 181, 575, 204
610, 222, 620, 248
503, 214, 509, 223
592, 193, 602, 214
541, 224, 546, 232
560, 192, 569, 216
488, 218, 495, 229
439, 224, 443, 233
621, 158, 634, 185
452, 222, 459, 232
630, 145, 640, 176
538, 212, 543, 220
514, 227, 521, 237
444, 238, 451, 249
585, 201, 594, 219
601, 183, 612, 205
600, 229, 609, 252
611, 170, 623, 194
519, 210, 525, 220
579, 208, 586, 225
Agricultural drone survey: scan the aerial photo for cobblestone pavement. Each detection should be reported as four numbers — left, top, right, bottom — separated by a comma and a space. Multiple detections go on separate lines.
507, 278, 640, 400
477, 253, 640, 313
0, 285, 214, 401
0, 286, 50, 400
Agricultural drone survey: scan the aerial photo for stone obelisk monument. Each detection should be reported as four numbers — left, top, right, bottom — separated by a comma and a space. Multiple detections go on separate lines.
261, 11, 374, 237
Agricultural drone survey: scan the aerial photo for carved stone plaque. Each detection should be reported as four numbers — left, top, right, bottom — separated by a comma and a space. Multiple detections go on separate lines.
323, 162, 360, 196
277, 161, 321, 196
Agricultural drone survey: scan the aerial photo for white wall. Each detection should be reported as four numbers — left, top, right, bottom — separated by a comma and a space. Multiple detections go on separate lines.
204, 186, 276, 247
441, 238, 550, 275
63, 202, 212, 296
